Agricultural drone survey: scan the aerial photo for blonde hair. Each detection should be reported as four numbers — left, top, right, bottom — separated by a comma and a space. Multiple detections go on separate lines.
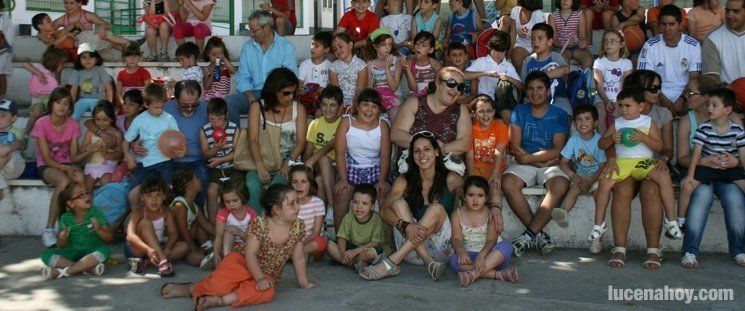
600, 30, 630, 59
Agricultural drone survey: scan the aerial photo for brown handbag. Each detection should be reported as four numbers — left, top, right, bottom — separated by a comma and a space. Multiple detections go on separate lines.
233, 101, 282, 172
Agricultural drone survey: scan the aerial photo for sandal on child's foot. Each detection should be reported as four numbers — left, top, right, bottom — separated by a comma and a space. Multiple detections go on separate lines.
425, 260, 445, 281
88, 263, 105, 276
158, 259, 175, 277
161, 282, 193, 299
608, 247, 626, 268
195, 295, 226, 311
681, 252, 699, 270
551, 208, 570, 228
359, 257, 399, 280
734, 254, 745, 267
643, 248, 663, 270
494, 268, 519, 283
458, 270, 479, 287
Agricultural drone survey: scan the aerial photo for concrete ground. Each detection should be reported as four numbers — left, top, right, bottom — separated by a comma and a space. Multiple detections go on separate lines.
1, 236, 744, 310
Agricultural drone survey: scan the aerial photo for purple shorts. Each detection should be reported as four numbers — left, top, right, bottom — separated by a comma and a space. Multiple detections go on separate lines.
449, 239, 512, 271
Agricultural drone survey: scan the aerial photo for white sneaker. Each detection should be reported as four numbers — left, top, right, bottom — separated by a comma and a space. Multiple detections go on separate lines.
664, 219, 683, 240
41, 228, 57, 248
587, 223, 607, 255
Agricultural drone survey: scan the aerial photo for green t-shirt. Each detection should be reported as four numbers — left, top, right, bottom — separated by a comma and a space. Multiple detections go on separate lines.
336, 211, 385, 246
58, 206, 109, 249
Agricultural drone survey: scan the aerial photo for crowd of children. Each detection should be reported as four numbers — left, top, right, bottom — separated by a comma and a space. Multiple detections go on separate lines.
0, 0, 742, 309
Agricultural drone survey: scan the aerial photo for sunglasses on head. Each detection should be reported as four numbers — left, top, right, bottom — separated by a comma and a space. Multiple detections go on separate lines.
645, 85, 661, 93
440, 78, 468, 93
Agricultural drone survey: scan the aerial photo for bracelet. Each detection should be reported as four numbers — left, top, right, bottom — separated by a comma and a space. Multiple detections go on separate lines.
488, 202, 502, 210
395, 219, 410, 232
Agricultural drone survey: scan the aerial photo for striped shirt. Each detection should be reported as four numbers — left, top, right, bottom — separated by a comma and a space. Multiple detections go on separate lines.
551, 10, 582, 48
297, 196, 325, 238
692, 120, 745, 157
202, 121, 237, 169
202, 66, 231, 100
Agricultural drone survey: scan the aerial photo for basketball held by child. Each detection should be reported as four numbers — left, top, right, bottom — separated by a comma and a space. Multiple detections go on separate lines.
622, 26, 645, 52
158, 130, 186, 158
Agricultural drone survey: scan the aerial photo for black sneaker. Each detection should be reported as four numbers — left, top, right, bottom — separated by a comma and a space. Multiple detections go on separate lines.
512, 232, 533, 257
534, 232, 555, 256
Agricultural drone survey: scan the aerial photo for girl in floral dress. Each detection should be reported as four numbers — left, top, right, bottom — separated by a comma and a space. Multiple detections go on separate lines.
160, 184, 317, 309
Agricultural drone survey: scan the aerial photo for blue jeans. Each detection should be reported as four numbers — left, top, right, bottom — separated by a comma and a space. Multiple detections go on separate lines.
245, 170, 287, 215
174, 160, 209, 208
682, 182, 745, 258
73, 98, 99, 120
225, 91, 261, 125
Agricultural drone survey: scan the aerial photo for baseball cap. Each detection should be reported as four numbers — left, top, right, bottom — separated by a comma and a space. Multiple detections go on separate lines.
0, 99, 18, 115
77, 42, 97, 55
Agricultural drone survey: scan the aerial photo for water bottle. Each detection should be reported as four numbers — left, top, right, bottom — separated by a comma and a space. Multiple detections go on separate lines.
214, 58, 222, 82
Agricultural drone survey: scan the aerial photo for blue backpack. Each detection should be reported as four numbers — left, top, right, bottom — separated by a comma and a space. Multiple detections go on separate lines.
567, 69, 594, 107
93, 179, 131, 225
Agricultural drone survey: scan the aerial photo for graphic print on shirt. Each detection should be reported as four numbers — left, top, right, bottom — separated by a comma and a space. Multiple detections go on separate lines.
474, 133, 497, 161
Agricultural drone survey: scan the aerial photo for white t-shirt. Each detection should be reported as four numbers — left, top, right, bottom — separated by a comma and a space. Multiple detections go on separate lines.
702, 26, 745, 84
592, 56, 633, 102
466, 55, 520, 100
298, 58, 331, 88
381, 13, 413, 44
637, 34, 701, 102
615, 114, 654, 159
510, 6, 545, 50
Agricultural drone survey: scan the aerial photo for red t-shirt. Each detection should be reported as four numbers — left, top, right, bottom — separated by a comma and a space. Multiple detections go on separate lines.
580, 0, 621, 30
271, 0, 297, 27
116, 67, 152, 93
338, 10, 380, 43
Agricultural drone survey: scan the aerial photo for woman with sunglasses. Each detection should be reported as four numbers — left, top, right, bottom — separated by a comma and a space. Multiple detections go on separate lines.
243, 67, 307, 213
603, 70, 675, 269
392, 67, 473, 161
359, 131, 487, 281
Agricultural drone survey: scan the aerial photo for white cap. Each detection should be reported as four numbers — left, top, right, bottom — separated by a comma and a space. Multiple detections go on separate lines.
77, 42, 97, 55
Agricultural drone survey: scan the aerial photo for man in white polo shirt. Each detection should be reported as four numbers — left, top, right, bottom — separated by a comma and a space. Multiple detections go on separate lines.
638, 4, 701, 115
702, 0, 745, 84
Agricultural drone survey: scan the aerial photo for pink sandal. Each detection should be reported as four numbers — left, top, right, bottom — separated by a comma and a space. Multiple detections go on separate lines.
158, 259, 174, 277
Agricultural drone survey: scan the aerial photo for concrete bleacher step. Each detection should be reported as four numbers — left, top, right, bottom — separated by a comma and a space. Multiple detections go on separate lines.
0, 182, 730, 254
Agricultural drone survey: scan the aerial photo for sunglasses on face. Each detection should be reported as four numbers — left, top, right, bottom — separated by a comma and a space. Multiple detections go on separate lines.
440, 78, 467, 93
180, 103, 199, 110
280, 90, 295, 97
645, 85, 661, 93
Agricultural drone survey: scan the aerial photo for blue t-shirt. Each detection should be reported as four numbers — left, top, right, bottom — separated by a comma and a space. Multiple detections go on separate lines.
124, 111, 179, 167
449, 9, 478, 46
164, 100, 208, 163
520, 52, 568, 98
511, 104, 569, 154
560, 132, 606, 175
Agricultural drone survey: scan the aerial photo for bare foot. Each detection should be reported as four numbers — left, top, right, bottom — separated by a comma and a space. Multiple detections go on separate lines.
160, 283, 192, 299
195, 295, 225, 310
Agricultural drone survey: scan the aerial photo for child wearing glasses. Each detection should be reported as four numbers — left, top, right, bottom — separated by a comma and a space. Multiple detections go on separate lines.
332, 88, 391, 230
40, 183, 113, 280
466, 96, 509, 197
593, 30, 632, 134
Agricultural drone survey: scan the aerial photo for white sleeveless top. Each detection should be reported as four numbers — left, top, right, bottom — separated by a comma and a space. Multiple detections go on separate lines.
345, 116, 382, 168
260, 102, 298, 160
615, 114, 653, 159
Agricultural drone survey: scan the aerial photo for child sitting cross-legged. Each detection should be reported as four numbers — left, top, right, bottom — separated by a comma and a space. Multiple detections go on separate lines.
169, 167, 216, 270
327, 184, 386, 271
40, 183, 113, 280
289, 165, 328, 260
595, 86, 682, 268
125, 175, 189, 276
451, 176, 517, 287
551, 104, 607, 253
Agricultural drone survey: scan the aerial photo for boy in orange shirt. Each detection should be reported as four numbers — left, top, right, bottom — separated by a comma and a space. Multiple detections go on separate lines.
466, 95, 509, 191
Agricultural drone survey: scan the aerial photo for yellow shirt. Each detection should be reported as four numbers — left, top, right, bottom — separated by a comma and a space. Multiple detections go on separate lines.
306, 117, 341, 161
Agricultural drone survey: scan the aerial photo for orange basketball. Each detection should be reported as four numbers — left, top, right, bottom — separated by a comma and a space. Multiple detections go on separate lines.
623, 26, 645, 52
732, 77, 745, 111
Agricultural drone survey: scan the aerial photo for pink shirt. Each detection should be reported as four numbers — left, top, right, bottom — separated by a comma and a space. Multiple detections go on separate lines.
185, 0, 215, 27
31, 116, 80, 168
298, 196, 325, 238
28, 64, 58, 98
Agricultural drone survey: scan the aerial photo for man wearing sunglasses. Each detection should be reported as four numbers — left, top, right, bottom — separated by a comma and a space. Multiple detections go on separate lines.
225, 10, 298, 124
502, 71, 570, 258
130, 80, 210, 210
702, 0, 745, 84
637, 4, 701, 115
